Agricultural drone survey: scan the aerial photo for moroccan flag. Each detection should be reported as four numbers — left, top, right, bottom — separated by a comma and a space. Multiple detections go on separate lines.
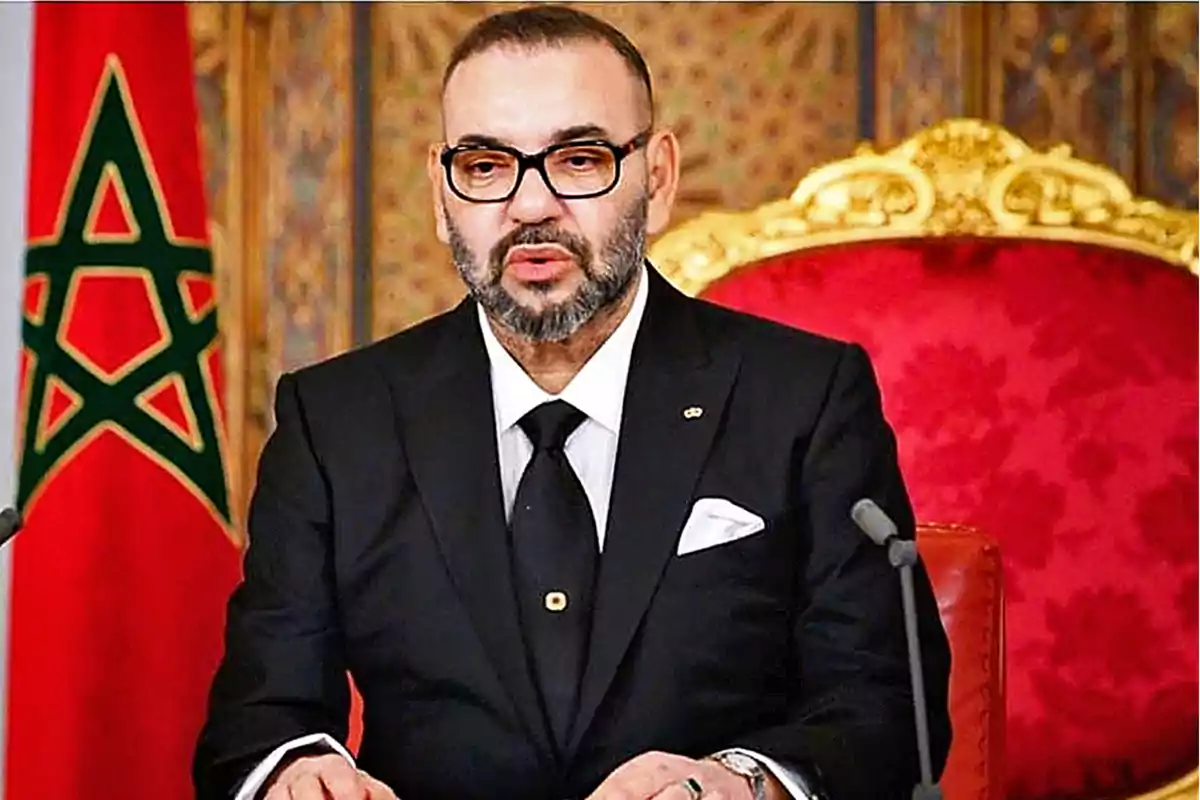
8, 4, 242, 798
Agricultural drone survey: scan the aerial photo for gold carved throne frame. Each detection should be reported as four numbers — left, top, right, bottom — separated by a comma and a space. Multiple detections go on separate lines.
651, 118, 1197, 292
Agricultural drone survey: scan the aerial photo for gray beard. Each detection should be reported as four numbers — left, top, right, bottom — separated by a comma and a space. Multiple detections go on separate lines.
446, 193, 648, 342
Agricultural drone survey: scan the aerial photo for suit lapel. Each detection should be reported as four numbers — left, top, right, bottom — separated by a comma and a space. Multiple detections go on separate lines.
568, 269, 741, 757
393, 301, 555, 761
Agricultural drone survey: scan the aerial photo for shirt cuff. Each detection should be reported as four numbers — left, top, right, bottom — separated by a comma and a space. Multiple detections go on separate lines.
720, 747, 818, 800
232, 732, 355, 800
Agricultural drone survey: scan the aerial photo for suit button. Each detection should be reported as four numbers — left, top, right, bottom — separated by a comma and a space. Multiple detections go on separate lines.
544, 591, 568, 612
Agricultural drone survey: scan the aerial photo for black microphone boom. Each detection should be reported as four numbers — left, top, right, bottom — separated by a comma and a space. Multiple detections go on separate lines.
0, 507, 23, 548
850, 498, 942, 800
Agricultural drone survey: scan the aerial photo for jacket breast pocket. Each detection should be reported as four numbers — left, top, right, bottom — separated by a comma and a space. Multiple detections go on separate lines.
647, 521, 797, 701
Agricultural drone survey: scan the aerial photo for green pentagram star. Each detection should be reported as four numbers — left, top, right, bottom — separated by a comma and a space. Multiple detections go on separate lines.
18, 66, 230, 524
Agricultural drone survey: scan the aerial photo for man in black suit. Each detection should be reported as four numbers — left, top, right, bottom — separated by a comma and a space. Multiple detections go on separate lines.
194, 6, 951, 800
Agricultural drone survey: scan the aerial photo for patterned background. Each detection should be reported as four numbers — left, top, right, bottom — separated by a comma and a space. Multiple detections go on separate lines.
987, 3, 1137, 183
873, 3, 982, 146
189, 3, 357, 516
370, 2, 861, 336
186, 0, 1199, 521
1142, 2, 1199, 206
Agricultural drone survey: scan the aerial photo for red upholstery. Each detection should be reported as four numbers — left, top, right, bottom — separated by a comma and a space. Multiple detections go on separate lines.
700, 237, 1198, 799
920, 523, 1005, 800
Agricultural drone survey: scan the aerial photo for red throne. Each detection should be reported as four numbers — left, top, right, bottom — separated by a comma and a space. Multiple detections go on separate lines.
650, 119, 1199, 800
919, 523, 1006, 800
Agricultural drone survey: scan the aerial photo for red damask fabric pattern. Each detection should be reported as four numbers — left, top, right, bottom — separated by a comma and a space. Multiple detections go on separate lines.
700, 239, 1198, 799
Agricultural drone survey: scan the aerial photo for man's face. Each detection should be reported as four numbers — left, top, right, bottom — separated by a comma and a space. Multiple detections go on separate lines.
431, 41, 678, 341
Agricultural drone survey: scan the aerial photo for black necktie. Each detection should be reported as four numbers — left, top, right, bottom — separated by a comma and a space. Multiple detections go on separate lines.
509, 400, 598, 750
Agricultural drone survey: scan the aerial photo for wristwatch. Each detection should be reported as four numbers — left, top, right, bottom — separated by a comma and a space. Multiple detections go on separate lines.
709, 750, 767, 800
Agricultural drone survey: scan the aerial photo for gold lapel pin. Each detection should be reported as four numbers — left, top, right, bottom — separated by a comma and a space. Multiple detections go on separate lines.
683, 406, 703, 419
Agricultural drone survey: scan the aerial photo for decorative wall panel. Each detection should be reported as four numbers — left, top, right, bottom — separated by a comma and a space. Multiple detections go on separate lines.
1139, 2, 1198, 208
260, 3, 355, 380
369, 1, 861, 337
874, 3, 983, 146
189, 2, 354, 521
190, 3, 251, 522
984, 2, 1137, 184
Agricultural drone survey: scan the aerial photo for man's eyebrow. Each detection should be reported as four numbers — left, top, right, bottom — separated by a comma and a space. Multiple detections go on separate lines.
450, 124, 615, 151
548, 124, 612, 144
452, 133, 511, 149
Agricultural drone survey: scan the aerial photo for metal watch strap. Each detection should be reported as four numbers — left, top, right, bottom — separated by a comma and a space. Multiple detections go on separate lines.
710, 751, 767, 800
748, 768, 767, 800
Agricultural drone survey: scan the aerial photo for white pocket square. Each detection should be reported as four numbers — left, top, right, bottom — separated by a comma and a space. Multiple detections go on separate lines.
676, 497, 766, 556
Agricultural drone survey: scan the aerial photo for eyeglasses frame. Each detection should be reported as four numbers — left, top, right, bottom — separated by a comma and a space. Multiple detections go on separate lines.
439, 130, 652, 203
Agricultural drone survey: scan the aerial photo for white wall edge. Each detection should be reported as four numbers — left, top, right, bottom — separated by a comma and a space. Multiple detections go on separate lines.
0, 3, 36, 796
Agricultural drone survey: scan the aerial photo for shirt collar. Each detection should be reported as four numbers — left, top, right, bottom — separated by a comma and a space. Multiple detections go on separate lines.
478, 263, 649, 436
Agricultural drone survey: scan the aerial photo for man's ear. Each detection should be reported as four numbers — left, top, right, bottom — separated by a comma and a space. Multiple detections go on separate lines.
427, 144, 449, 244
644, 128, 680, 237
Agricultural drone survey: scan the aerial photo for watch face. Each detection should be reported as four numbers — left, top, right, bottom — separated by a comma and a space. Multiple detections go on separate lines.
720, 752, 761, 777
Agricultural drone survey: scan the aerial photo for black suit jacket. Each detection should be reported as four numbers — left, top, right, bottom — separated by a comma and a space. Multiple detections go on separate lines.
194, 267, 951, 800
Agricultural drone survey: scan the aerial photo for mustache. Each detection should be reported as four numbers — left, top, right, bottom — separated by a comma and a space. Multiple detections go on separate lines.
488, 223, 593, 276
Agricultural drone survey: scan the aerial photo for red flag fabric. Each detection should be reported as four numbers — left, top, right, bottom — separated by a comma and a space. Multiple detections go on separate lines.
9, 4, 242, 798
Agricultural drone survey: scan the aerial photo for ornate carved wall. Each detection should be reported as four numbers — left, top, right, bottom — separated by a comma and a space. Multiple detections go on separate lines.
189, 3, 354, 524
986, 3, 1139, 183
873, 2, 1197, 206
873, 4, 985, 146
1140, 2, 1198, 207
369, 2, 862, 336
188, 1, 1198, 520
189, 4, 249, 520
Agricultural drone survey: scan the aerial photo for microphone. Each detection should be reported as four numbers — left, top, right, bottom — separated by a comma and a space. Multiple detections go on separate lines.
851, 497, 898, 547
850, 499, 941, 800
0, 508, 22, 548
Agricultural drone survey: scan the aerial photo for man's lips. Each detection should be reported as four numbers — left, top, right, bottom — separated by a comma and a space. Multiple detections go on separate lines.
505, 244, 575, 265
504, 244, 576, 282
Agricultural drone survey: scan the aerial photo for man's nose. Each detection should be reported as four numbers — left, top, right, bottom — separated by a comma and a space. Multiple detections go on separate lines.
507, 166, 562, 224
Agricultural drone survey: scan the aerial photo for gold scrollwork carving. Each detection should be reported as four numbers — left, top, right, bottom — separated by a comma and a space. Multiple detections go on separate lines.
1130, 770, 1198, 800
651, 118, 1198, 297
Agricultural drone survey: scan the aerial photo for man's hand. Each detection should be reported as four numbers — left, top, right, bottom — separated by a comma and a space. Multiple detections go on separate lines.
264, 753, 397, 800
585, 751, 757, 799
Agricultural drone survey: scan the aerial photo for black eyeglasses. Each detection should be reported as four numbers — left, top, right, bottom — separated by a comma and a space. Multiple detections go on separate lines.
440, 131, 651, 203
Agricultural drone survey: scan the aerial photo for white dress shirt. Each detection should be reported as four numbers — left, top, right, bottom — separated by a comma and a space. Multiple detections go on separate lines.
235, 267, 812, 800
483, 262, 647, 546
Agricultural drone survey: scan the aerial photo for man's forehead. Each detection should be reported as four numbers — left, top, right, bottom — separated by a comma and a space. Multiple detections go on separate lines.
441, 42, 643, 146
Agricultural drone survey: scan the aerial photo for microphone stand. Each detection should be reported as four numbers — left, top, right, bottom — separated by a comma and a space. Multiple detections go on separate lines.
885, 536, 942, 800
